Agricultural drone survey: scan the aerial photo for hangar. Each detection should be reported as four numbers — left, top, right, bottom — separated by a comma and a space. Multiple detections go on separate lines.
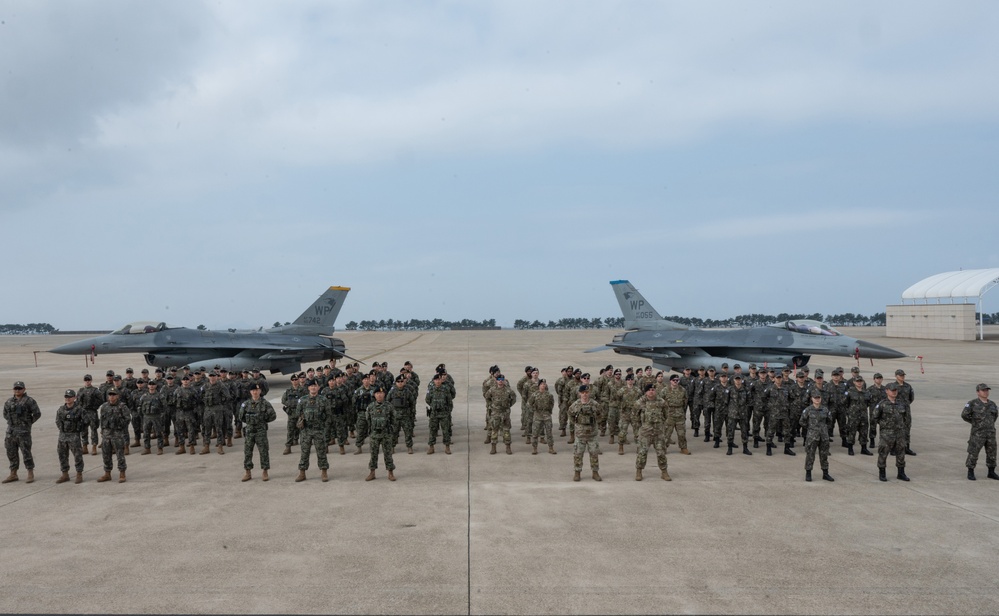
887, 268, 999, 341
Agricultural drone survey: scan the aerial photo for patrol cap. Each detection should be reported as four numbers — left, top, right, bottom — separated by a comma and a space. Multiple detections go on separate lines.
774, 373, 784, 379
625, 374, 634, 381
106, 370, 115, 376
219, 368, 228, 374
147, 380, 158, 387
141, 369, 149, 374
578, 384, 589, 392
12, 381, 25, 389
977, 383, 991, 392
84, 374, 93, 381
698, 366, 705, 371
643, 383, 656, 393
885, 382, 899, 391
181, 376, 190, 381
107, 388, 120, 395
395, 375, 406, 383
733, 374, 743, 381
721, 363, 729, 369
113, 374, 122, 381
126, 368, 134, 374
895, 369, 906, 376
252, 368, 261, 373
810, 391, 822, 398
374, 386, 387, 393
209, 371, 219, 377
796, 371, 806, 378
832, 367, 843, 375
802, 366, 810, 372
155, 369, 164, 375
873, 373, 883, 379
850, 367, 860, 373
719, 372, 729, 379
166, 375, 175, 380
248, 382, 261, 390
748, 363, 757, 370
65, 389, 77, 398
733, 364, 741, 370
707, 366, 715, 371
814, 369, 824, 378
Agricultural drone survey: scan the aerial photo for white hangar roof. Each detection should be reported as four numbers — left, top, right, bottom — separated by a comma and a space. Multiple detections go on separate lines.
901, 268, 999, 302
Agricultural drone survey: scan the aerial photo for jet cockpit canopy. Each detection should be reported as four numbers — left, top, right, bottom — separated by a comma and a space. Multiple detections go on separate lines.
775, 319, 842, 336
111, 321, 179, 335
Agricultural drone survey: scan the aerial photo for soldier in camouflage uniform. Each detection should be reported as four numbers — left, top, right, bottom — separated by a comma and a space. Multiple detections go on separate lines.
55, 389, 86, 484
352, 373, 376, 454
97, 389, 130, 483
77, 374, 103, 456
660, 374, 690, 456
872, 382, 910, 482
160, 375, 179, 447
328, 372, 352, 455
691, 366, 708, 438
362, 386, 396, 481
281, 375, 303, 454
569, 385, 602, 481
866, 373, 887, 449
799, 392, 834, 482
566, 372, 590, 444
522, 369, 542, 444
616, 375, 642, 454
138, 380, 166, 455
560, 369, 581, 439
388, 374, 417, 454
238, 383, 276, 482
634, 384, 670, 481
296, 379, 331, 482
726, 375, 752, 456
486, 375, 517, 455
3, 381, 41, 485
844, 377, 873, 456
426, 373, 453, 455
826, 367, 850, 445
174, 376, 201, 454
764, 373, 795, 456
605, 369, 624, 443
200, 372, 230, 455
482, 365, 500, 442
529, 380, 556, 455
749, 368, 769, 448
962, 383, 999, 480
516, 366, 533, 436
894, 369, 916, 456
709, 372, 732, 449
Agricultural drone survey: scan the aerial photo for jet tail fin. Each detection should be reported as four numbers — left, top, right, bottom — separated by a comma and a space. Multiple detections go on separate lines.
611, 280, 688, 331
268, 286, 350, 335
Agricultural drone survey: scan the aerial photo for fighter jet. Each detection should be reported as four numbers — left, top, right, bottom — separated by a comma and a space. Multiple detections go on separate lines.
586, 280, 905, 371
50, 286, 354, 375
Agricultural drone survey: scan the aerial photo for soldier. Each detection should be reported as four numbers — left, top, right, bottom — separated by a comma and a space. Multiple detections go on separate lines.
160, 374, 179, 448
426, 372, 453, 455
251, 368, 270, 396
787, 370, 810, 444
97, 389, 130, 483
703, 366, 719, 442
894, 369, 916, 456
238, 383, 276, 482
77, 374, 103, 456
872, 382, 910, 482
486, 375, 517, 455
362, 386, 396, 481
522, 368, 542, 444
281, 375, 303, 455
962, 383, 999, 481
569, 384, 602, 482
559, 368, 580, 439
566, 372, 590, 445
3, 381, 41, 484
764, 373, 795, 456
800, 392, 835, 482
54, 389, 86, 484
388, 374, 416, 454
725, 375, 752, 455
516, 366, 533, 436
634, 383, 671, 481
844, 377, 874, 456
866, 373, 887, 449
827, 367, 850, 446
98, 370, 116, 400
710, 372, 732, 449
296, 379, 331, 482
352, 373, 376, 454
615, 374, 642, 454
328, 371, 352, 455
529, 380, 556, 455
138, 380, 166, 455
482, 365, 500, 442
660, 373, 690, 456
174, 376, 201, 454
128, 378, 147, 449
200, 371, 229, 455
691, 366, 708, 438
749, 367, 769, 448
122, 367, 137, 391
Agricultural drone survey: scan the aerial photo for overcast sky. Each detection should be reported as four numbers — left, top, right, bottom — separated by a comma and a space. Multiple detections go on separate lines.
2, 1, 997, 330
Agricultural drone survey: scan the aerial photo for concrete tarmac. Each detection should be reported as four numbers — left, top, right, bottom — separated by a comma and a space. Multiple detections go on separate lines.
1, 328, 998, 614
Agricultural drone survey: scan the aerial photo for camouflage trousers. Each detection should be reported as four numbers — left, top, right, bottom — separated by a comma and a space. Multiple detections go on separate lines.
392, 412, 415, 449
204, 407, 225, 445
5, 431, 34, 471
636, 424, 667, 471
618, 409, 640, 444
690, 403, 703, 431
298, 428, 329, 471
101, 434, 127, 472
751, 407, 767, 438
520, 402, 530, 432
572, 430, 600, 472
428, 412, 452, 446
664, 414, 687, 450
285, 415, 300, 447
726, 412, 750, 446
369, 433, 395, 471
161, 408, 176, 440
531, 413, 553, 447
489, 410, 512, 445
354, 415, 369, 447
712, 408, 728, 441
803, 437, 830, 471
329, 414, 349, 447
130, 413, 142, 443
845, 410, 870, 446
607, 406, 620, 439
558, 403, 569, 431
142, 415, 164, 449
57, 435, 85, 473
766, 409, 791, 445
966, 432, 997, 469
178, 411, 199, 446
80, 412, 99, 446
220, 408, 234, 440
877, 433, 906, 469
829, 407, 847, 438
705, 407, 719, 437
243, 429, 270, 470
597, 404, 609, 432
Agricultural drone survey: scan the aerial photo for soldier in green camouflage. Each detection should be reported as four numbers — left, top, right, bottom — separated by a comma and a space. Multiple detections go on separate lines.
763, 374, 795, 457
139, 380, 166, 455
522, 369, 541, 444
296, 379, 331, 482
426, 373, 453, 455
388, 374, 417, 454
660, 374, 690, 456
238, 383, 276, 482
482, 365, 500, 443
328, 372, 352, 455
872, 382, 910, 482
200, 372, 230, 455
844, 377, 873, 456
615, 375, 642, 455
281, 375, 303, 455
174, 376, 201, 454
97, 389, 130, 483
866, 373, 886, 449
352, 373, 376, 454
726, 375, 752, 456
516, 366, 533, 436
54, 389, 86, 484
486, 375, 517, 454
3, 381, 41, 485
962, 383, 998, 481
605, 369, 624, 444
529, 380, 556, 455
569, 385, 602, 481
77, 374, 103, 456
635, 384, 671, 481
362, 386, 396, 481
800, 392, 834, 482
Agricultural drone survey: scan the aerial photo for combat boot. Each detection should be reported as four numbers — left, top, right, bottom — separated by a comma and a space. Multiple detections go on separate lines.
24, 469, 33, 483
131, 437, 140, 448
879, 467, 887, 481
123, 445, 130, 455
75, 472, 83, 484
897, 466, 910, 481
157, 447, 163, 455
609, 434, 616, 444
91, 444, 98, 455
847, 445, 855, 456
484, 434, 491, 444
188, 445, 196, 455
805, 470, 812, 482
822, 470, 834, 482
387, 470, 396, 481
989, 467, 999, 480
591, 470, 602, 481
200, 444, 210, 455
618, 443, 624, 455
548, 445, 556, 455
726, 443, 733, 455
681, 448, 690, 455
532, 444, 538, 455
118, 471, 126, 483
573, 470, 581, 481
968, 468, 976, 481
841, 437, 848, 448
490, 443, 497, 455
365, 469, 376, 481
321, 469, 328, 482
141, 447, 151, 455
283, 445, 291, 455
407, 447, 413, 455
173, 436, 180, 447
568, 435, 575, 445
261, 470, 269, 481
226, 437, 233, 447
234, 428, 242, 439
505, 444, 512, 455
242, 469, 252, 482
693, 428, 699, 438
905, 447, 917, 456
217, 444, 225, 455
97, 471, 112, 483
784, 444, 796, 456
599, 428, 606, 437
714, 438, 721, 449
635, 469, 643, 481
766, 443, 773, 456
870, 437, 876, 449
560, 429, 566, 437
295, 470, 307, 482
753, 435, 762, 448
661, 469, 671, 481
525, 435, 531, 445
861, 446, 873, 456
175, 445, 185, 455
427, 445, 435, 455
540, 436, 546, 444
56, 471, 70, 484
339, 445, 345, 455
354, 446, 363, 455
445, 445, 452, 455
742, 444, 752, 456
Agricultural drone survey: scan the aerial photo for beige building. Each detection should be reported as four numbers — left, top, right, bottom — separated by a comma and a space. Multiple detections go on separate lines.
887, 268, 999, 341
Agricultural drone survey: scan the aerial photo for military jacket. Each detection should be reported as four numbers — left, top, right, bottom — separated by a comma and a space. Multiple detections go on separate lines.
482, 376, 496, 400
55, 403, 84, 437
799, 404, 833, 443
569, 399, 601, 436
387, 385, 415, 415
297, 394, 330, 431
659, 386, 687, 417
364, 400, 395, 435
962, 398, 998, 436
282, 385, 304, 416
615, 384, 642, 414
426, 383, 453, 414
528, 390, 555, 417
237, 398, 277, 432
765, 382, 792, 414
98, 401, 131, 436
202, 382, 229, 408
174, 386, 201, 412
138, 391, 165, 417
729, 385, 750, 418
845, 387, 871, 415
636, 396, 668, 426
872, 399, 908, 437
77, 385, 103, 413
486, 386, 517, 414
3, 395, 41, 433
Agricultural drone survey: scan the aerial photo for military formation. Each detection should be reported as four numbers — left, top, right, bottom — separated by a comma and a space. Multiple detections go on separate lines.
3, 360, 456, 484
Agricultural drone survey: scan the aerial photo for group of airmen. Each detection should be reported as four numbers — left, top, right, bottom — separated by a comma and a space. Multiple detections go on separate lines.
2, 360, 457, 484
480, 361, 999, 483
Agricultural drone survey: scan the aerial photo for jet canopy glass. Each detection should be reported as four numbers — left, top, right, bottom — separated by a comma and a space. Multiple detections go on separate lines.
775, 320, 842, 336
111, 321, 179, 335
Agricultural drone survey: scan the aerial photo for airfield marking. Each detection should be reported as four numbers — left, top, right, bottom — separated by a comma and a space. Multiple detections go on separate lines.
355, 333, 426, 363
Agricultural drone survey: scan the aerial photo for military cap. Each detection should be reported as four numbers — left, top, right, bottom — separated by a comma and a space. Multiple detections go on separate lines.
181, 376, 190, 381
304, 378, 318, 387
219, 368, 228, 373
147, 380, 158, 387
814, 369, 824, 377
604, 364, 613, 371
395, 375, 405, 383
873, 372, 883, 379
182, 365, 190, 370
669, 374, 680, 382
572, 369, 581, 375
613, 369, 621, 375
643, 383, 656, 393
581, 373, 590, 379
125, 368, 134, 374
977, 383, 991, 392
698, 366, 705, 371
252, 368, 261, 373
106, 370, 115, 376
169, 366, 178, 372
802, 366, 810, 372
719, 372, 729, 379
625, 374, 634, 381
436, 363, 446, 371
141, 369, 149, 374
850, 366, 860, 373
209, 371, 219, 377
885, 382, 899, 391
539, 378, 546, 384
107, 388, 120, 395
748, 363, 757, 370
733, 374, 743, 380
566, 365, 574, 372
683, 367, 692, 371
796, 371, 806, 378
248, 382, 261, 390
578, 384, 590, 392
810, 391, 822, 398
155, 368, 164, 374
433, 372, 443, 380
166, 375, 175, 380
895, 369, 906, 376
707, 366, 716, 371
84, 374, 93, 380
774, 373, 784, 379
64, 389, 77, 398
13, 381, 25, 389
832, 367, 843, 375
374, 385, 387, 393
489, 365, 500, 374
113, 374, 122, 381
733, 364, 741, 370
721, 363, 729, 369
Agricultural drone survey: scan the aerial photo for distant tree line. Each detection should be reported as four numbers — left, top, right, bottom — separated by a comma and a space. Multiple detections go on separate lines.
0, 323, 56, 335
344, 318, 498, 331
513, 312, 891, 329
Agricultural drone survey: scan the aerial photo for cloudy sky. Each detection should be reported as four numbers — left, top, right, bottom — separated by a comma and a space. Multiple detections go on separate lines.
2, 1, 997, 330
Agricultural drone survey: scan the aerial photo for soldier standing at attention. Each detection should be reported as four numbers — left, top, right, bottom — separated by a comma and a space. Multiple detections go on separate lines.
483, 365, 500, 442
362, 386, 396, 481
962, 383, 999, 481
77, 374, 103, 456
635, 383, 671, 481
894, 369, 916, 456
426, 373, 453, 455
139, 380, 166, 455
296, 379, 331, 482
844, 377, 873, 456
200, 372, 230, 455
866, 373, 887, 449
726, 375, 752, 456
615, 374, 642, 454
872, 382, 910, 482
517, 366, 533, 437
486, 375, 517, 455
97, 389, 130, 483
764, 373, 794, 457
174, 376, 201, 455
660, 374, 690, 456
529, 380, 556, 455
522, 368, 542, 444
55, 389, 86, 484
238, 383, 276, 482
569, 384, 602, 482
710, 372, 732, 449
3, 381, 41, 484
281, 375, 303, 455
800, 392, 834, 482
388, 375, 416, 454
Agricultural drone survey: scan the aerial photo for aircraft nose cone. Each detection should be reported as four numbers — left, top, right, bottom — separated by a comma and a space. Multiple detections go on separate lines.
855, 340, 906, 360
50, 339, 96, 355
